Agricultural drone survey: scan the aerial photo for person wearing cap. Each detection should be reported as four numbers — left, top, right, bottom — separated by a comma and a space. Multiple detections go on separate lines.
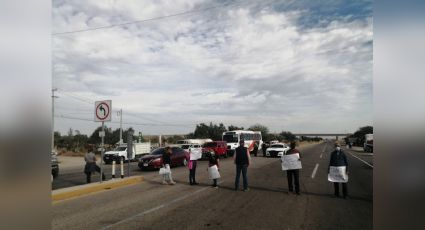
234, 139, 251, 191
328, 142, 349, 198
285, 141, 302, 195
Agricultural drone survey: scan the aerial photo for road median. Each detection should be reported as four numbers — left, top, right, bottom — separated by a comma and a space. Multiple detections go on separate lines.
52, 175, 144, 203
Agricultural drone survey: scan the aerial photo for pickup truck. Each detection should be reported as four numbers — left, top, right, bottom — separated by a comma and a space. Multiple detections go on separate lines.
103, 142, 151, 164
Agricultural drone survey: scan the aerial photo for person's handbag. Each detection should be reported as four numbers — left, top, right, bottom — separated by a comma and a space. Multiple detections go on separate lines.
159, 165, 171, 175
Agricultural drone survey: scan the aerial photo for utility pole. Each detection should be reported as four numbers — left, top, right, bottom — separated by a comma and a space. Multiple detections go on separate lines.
118, 109, 123, 144
52, 88, 58, 151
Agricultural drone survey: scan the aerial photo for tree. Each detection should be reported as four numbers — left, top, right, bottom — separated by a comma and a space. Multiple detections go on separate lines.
350, 126, 373, 146
228, 125, 244, 131
248, 124, 272, 141
189, 122, 227, 141
279, 131, 296, 142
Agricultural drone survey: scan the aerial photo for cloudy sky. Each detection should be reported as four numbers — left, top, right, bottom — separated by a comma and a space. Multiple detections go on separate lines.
52, 0, 372, 136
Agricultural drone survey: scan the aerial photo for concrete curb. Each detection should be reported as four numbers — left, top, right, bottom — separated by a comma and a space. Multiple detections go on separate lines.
52, 176, 144, 203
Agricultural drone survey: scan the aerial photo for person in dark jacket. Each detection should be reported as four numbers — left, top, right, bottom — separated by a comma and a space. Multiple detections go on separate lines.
285, 141, 302, 195
251, 141, 259, 157
328, 142, 348, 198
261, 142, 267, 157
208, 151, 220, 188
84, 145, 105, 183
162, 146, 176, 185
234, 139, 251, 191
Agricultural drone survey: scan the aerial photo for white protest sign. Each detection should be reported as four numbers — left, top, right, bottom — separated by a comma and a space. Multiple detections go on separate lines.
189, 148, 202, 160
208, 165, 220, 179
281, 153, 302, 170
328, 166, 348, 183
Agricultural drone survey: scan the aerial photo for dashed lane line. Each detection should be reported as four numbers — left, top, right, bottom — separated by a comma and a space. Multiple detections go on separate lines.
311, 163, 319, 179
102, 181, 224, 229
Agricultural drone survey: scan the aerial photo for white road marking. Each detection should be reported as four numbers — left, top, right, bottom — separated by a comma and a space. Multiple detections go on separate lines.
319, 153, 323, 159
311, 163, 319, 179
102, 181, 224, 229
348, 152, 374, 168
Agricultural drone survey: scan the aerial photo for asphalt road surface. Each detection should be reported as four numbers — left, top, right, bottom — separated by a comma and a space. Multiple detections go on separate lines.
52, 142, 373, 230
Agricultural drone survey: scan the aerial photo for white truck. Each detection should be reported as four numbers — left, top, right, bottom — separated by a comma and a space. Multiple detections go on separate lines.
176, 139, 213, 146
363, 134, 373, 153
103, 142, 151, 164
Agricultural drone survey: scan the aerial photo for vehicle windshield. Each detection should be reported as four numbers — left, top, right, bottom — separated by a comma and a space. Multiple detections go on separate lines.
151, 148, 165, 155
114, 147, 127, 151
223, 134, 238, 143
203, 142, 217, 147
176, 140, 187, 144
181, 145, 190, 149
271, 144, 284, 148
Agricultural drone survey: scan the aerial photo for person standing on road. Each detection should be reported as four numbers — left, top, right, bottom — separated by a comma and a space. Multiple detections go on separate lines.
208, 151, 220, 188
328, 142, 349, 198
84, 145, 105, 183
261, 142, 267, 157
234, 139, 251, 191
187, 148, 198, 185
252, 141, 259, 157
285, 141, 302, 195
162, 146, 176, 185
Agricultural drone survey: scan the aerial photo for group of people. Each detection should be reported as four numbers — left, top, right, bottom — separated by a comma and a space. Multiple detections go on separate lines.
83, 141, 349, 198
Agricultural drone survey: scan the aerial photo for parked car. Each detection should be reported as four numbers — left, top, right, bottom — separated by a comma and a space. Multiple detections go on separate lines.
180, 144, 202, 152
266, 143, 290, 158
138, 147, 189, 170
202, 141, 228, 158
51, 151, 59, 179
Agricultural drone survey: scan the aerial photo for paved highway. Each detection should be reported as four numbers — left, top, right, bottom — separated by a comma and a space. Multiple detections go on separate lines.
52, 142, 372, 229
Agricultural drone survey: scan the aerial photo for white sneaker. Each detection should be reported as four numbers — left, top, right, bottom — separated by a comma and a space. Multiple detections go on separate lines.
169, 181, 176, 185
162, 181, 168, 185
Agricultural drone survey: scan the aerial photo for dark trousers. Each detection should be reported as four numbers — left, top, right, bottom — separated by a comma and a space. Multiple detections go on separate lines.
189, 163, 197, 184
212, 179, 217, 187
287, 169, 300, 193
334, 182, 348, 197
85, 164, 104, 183
235, 164, 248, 190
262, 149, 266, 157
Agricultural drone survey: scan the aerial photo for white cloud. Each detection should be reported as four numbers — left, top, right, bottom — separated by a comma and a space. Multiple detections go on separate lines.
53, 0, 373, 135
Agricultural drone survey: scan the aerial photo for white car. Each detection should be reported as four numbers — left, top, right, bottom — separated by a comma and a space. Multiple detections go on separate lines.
266, 143, 290, 158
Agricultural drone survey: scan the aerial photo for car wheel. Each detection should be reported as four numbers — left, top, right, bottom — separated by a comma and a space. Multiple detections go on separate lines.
182, 158, 187, 166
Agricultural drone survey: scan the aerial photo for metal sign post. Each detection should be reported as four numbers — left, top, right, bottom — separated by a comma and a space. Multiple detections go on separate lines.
95, 100, 112, 183
127, 131, 134, 178
100, 122, 104, 183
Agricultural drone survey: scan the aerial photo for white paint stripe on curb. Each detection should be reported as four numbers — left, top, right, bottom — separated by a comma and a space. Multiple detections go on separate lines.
311, 163, 319, 179
102, 181, 224, 229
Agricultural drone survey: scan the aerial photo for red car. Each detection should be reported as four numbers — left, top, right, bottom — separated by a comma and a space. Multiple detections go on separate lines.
202, 141, 228, 158
138, 147, 189, 170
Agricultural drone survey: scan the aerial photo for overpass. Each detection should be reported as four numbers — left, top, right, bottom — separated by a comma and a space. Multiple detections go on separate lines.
293, 133, 352, 140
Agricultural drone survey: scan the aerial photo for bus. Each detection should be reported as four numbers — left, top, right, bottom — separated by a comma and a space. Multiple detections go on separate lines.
222, 130, 262, 156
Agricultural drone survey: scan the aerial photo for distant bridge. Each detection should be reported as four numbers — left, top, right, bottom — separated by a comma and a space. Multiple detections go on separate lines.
293, 133, 352, 140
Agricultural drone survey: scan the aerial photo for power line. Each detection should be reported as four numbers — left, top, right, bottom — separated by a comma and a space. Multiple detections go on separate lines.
52, 0, 246, 36
55, 114, 195, 127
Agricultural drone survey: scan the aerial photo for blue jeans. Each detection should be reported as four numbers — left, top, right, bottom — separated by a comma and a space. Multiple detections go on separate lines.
235, 164, 248, 190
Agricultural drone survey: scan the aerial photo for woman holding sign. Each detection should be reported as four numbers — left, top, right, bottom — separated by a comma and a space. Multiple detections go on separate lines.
208, 151, 220, 188
283, 142, 302, 195
187, 148, 199, 185
328, 142, 349, 199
